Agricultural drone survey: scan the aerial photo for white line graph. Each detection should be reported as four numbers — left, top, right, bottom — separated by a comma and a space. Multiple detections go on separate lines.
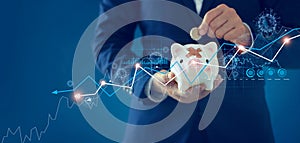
2, 29, 299, 143
1, 96, 98, 143
60, 32, 300, 100
77, 33, 300, 98
246, 34, 300, 62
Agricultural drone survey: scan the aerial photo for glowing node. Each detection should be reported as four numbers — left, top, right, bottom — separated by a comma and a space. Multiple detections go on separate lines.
135, 63, 141, 69
237, 45, 246, 51
100, 80, 106, 86
283, 37, 290, 44
74, 93, 82, 102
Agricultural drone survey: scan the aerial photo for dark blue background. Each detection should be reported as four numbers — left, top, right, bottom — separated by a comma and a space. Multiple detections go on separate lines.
0, 0, 299, 143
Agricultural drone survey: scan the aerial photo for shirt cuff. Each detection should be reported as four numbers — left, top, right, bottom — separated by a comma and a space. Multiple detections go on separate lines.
239, 22, 254, 54
144, 77, 167, 103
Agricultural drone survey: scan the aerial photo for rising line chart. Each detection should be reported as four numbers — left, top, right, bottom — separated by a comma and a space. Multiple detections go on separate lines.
1, 28, 299, 143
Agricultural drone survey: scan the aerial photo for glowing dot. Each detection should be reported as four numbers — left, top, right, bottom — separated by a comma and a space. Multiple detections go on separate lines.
237, 45, 246, 51
100, 80, 106, 86
74, 93, 82, 101
135, 63, 141, 69
284, 37, 290, 44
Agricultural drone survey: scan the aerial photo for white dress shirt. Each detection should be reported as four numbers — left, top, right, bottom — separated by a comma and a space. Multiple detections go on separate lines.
194, 0, 204, 14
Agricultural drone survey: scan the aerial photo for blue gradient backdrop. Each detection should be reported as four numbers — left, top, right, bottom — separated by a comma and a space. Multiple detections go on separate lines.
0, 0, 299, 143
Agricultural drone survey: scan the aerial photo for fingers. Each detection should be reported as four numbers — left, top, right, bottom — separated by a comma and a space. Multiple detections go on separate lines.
166, 72, 178, 91
209, 12, 229, 38
154, 71, 178, 91
167, 72, 175, 81
214, 20, 234, 39
198, 4, 226, 36
151, 70, 177, 96
197, 4, 251, 46
165, 75, 224, 104
223, 26, 244, 42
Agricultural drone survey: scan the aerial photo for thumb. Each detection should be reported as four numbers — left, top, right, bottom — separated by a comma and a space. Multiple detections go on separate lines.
167, 72, 176, 80
198, 22, 209, 36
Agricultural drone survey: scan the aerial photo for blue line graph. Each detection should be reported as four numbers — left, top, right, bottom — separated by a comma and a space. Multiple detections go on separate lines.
52, 76, 99, 95
2, 27, 299, 143
251, 28, 300, 51
52, 60, 216, 98
52, 28, 300, 97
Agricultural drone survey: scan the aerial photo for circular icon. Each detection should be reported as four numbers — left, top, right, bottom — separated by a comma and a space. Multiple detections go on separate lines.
112, 63, 118, 69
267, 68, 276, 76
67, 80, 73, 87
277, 68, 287, 78
256, 69, 264, 77
246, 68, 255, 78
163, 46, 169, 53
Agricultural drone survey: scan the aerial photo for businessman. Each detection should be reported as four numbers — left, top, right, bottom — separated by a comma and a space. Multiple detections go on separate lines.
94, 0, 276, 142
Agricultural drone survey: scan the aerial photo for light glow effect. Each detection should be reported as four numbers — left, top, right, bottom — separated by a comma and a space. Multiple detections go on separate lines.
100, 80, 106, 86
74, 93, 83, 102
135, 63, 141, 69
284, 37, 290, 44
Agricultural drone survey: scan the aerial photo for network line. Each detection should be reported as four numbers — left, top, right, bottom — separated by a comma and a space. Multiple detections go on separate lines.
251, 28, 300, 51
2, 28, 299, 143
246, 34, 300, 62
51, 75, 99, 95
72, 60, 220, 99
54, 31, 300, 98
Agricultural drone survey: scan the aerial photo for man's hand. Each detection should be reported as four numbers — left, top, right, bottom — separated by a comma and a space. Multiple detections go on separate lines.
198, 4, 251, 46
150, 70, 223, 103
150, 70, 180, 98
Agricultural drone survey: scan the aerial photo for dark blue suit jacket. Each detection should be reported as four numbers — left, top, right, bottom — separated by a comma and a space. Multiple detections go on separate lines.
94, 0, 299, 142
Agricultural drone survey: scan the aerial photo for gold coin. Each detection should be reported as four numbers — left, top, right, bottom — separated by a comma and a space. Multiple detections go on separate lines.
190, 27, 201, 41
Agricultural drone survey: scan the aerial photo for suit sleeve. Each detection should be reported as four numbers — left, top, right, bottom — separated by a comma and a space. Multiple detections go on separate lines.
94, 0, 137, 74
94, 0, 169, 99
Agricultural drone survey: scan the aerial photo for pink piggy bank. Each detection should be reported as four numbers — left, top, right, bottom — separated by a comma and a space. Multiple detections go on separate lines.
170, 42, 219, 93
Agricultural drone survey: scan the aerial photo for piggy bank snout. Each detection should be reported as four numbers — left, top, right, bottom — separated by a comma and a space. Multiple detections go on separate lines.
188, 59, 205, 67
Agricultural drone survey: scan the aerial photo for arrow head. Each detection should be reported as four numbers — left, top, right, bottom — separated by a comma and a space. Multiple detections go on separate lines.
52, 90, 58, 95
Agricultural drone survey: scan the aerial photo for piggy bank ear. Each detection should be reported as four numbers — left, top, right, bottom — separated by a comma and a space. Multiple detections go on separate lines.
171, 43, 184, 58
206, 42, 218, 53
